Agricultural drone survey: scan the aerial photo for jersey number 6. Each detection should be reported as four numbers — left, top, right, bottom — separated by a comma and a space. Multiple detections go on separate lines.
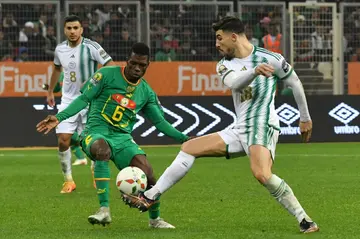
112, 105, 126, 122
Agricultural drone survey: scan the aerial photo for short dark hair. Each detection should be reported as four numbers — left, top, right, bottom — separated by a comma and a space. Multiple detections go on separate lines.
64, 15, 82, 26
212, 16, 245, 34
130, 42, 150, 59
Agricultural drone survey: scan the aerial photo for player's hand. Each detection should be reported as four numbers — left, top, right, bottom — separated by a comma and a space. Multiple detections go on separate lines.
36, 115, 59, 135
299, 120, 312, 143
47, 91, 55, 107
255, 63, 275, 78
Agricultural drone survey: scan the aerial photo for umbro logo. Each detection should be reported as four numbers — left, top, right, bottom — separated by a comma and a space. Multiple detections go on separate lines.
70, 54, 75, 58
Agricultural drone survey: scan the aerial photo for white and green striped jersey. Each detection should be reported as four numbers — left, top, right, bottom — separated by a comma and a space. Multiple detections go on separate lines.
54, 37, 112, 104
216, 46, 293, 133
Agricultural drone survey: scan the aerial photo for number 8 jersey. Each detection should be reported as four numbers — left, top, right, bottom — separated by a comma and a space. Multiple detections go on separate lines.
54, 37, 112, 105
216, 46, 293, 133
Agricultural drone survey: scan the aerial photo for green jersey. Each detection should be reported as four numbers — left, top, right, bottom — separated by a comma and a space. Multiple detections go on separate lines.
56, 66, 188, 142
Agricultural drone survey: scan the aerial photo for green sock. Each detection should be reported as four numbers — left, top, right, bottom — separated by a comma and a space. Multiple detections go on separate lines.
94, 161, 110, 208
72, 145, 85, 159
148, 196, 160, 219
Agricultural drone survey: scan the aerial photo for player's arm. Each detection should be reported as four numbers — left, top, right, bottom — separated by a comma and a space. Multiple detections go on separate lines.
274, 57, 311, 122
88, 41, 114, 66
142, 90, 189, 143
56, 70, 105, 123
217, 61, 273, 90
274, 56, 312, 142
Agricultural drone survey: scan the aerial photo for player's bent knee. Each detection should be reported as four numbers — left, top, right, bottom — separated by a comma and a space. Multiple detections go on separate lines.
90, 139, 111, 161
57, 134, 72, 151
252, 170, 272, 184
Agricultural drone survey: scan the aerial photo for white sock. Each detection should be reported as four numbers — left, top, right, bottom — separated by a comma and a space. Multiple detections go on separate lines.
58, 148, 73, 182
144, 151, 195, 200
264, 174, 311, 223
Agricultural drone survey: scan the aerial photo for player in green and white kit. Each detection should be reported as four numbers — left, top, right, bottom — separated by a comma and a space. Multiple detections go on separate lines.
122, 17, 319, 234
43, 72, 87, 166
37, 43, 189, 228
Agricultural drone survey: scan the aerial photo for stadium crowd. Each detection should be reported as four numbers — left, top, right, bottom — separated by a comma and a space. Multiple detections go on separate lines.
0, 1, 359, 62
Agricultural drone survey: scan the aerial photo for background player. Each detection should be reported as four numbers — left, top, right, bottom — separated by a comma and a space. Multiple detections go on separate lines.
43, 73, 87, 166
47, 15, 114, 194
37, 43, 189, 228
122, 17, 319, 234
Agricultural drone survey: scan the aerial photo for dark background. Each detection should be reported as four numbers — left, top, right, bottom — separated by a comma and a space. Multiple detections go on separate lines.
1, 96, 359, 147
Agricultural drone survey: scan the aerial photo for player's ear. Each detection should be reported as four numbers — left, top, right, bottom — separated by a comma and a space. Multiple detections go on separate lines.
231, 33, 237, 42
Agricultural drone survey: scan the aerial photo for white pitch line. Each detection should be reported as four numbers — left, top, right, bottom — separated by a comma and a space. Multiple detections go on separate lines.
0, 153, 359, 158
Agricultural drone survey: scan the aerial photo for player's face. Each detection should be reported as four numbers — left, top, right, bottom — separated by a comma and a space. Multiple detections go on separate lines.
64, 21, 83, 43
126, 53, 149, 79
215, 30, 236, 60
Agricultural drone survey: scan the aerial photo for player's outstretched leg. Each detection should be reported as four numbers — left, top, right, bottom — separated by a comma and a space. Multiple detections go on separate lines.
87, 139, 112, 225
57, 133, 76, 193
249, 145, 319, 233
122, 133, 225, 212
71, 133, 87, 166
128, 155, 175, 229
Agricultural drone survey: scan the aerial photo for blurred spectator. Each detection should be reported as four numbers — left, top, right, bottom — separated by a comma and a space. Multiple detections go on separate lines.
45, 25, 57, 60
27, 23, 46, 61
0, 30, 12, 60
311, 23, 332, 63
254, 17, 271, 44
3, 13, 17, 28
117, 28, 135, 61
262, 22, 282, 54
19, 21, 34, 45
3, 13, 18, 41
155, 36, 177, 61
177, 41, 196, 61
15, 47, 29, 62
245, 25, 259, 47
38, 13, 48, 38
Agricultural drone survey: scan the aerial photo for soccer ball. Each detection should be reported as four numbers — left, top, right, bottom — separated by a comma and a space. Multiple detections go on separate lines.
116, 166, 147, 195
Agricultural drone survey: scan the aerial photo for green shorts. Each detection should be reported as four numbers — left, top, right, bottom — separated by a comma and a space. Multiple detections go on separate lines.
80, 130, 145, 170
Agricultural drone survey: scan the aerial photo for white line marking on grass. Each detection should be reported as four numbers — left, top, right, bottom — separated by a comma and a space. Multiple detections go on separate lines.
0, 153, 359, 158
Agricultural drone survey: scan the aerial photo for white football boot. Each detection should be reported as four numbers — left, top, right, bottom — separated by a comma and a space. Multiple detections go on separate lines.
88, 207, 112, 226
149, 217, 175, 229
72, 158, 87, 166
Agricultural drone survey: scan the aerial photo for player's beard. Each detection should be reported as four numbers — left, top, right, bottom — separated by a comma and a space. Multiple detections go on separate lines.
68, 36, 80, 45
224, 47, 236, 60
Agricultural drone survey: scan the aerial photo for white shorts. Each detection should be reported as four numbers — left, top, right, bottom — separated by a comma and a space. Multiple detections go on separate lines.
55, 103, 88, 134
218, 126, 279, 160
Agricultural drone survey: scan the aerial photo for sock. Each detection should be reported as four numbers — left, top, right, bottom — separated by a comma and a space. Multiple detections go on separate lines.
148, 196, 161, 220
71, 145, 85, 160
264, 174, 311, 223
94, 161, 110, 208
144, 151, 195, 200
58, 148, 73, 182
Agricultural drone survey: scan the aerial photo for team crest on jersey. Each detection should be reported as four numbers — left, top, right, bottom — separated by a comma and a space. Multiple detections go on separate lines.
218, 65, 228, 76
68, 61, 76, 69
126, 86, 136, 93
112, 94, 136, 109
99, 49, 109, 60
90, 72, 102, 85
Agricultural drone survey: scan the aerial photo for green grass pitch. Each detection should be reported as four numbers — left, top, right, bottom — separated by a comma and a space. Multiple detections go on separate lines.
0, 143, 359, 239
